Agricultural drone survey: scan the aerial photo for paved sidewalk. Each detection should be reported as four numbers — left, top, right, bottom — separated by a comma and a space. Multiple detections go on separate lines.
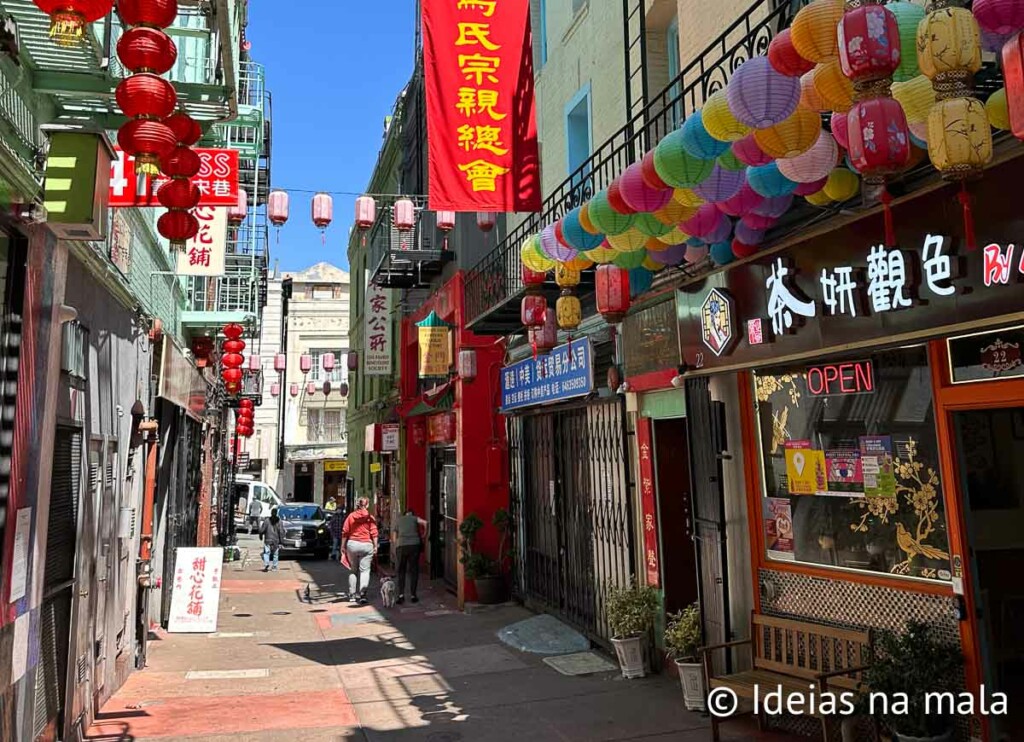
86, 534, 799, 741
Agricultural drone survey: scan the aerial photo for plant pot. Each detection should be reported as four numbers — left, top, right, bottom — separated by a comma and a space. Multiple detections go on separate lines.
473, 575, 506, 605
675, 659, 705, 711
611, 635, 646, 679
892, 730, 954, 742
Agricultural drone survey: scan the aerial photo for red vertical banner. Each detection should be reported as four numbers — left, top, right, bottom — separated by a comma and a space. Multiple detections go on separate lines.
422, 0, 541, 212
636, 417, 661, 587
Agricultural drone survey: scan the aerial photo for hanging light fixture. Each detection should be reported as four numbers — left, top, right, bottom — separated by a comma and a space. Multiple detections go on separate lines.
34, 0, 113, 46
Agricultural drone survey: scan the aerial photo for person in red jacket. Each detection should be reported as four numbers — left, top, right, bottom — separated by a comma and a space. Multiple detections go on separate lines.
341, 497, 378, 604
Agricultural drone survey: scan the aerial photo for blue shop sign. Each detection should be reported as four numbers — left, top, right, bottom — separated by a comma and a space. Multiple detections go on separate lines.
501, 338, 593, 411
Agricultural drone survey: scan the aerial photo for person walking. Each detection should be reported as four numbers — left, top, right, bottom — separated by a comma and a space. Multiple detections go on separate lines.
259, 508, 287, 572
341, 497, 377, 604
327, 505, 345, 561
246, 496, 262, 534
393, 509, 427, 605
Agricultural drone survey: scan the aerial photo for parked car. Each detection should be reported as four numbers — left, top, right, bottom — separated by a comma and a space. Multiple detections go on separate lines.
275, 503, 332, 558
233, 478, 285, 529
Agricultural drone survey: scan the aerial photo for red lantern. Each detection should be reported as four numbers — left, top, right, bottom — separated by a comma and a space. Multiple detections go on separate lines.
846, 99, 911, 176
157, 178, 200, 210
236, 425, 253, 438
34, 0, 113, 46
300, 354, 312, 373
222, 338, 245, 354
116, 26, 176, 73
221, 354, 244, 370
641, 149, 669, 190
226, 382, 240, 395
164, 111, 201, 146
529, 308, 558, 355
274, 353, 286, 372
338, 382, 349, 398
606, 179, 637, 215
306, 381, 316, 395
223, 323, 244, 339
162, 145, 200, 178
117, 0, 179, 29
768, 29, 815, 77
838, 5, 901, 82
521, 294, 547, 328
522, 262, 546, 288
221, 367, 243, 384
157, 209, 198, 251
229, 188, 248, 224
117, 119, 177, 175
1003, 32, 1024, 140
239, 398, 254, 410
596, 265, 631, 324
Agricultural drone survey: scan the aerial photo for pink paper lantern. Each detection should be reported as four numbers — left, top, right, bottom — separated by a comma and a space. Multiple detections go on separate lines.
693, 165, 746, 203
717, 182, 766, 217
322, 352, 336, 372
274, 353, 286, 372
437, 210, 456, 231
732, 134, 774, 167
777, 131, 839, 183
354, 195, 374, 229
685, 244, 710, 264
229, 188, 247, 224
830, 111, 850, 149
619, 162, 673, 212
727, 56, 802, 129
742, 212, 778, 230
681, 204, 724, 239
248, 354, 261, 371
794, 177, 829, 196
313, 193, 334, 230
268, 190, 289, 227
289, 383, 299, 397
270, 382, 280, 397
306, 381, 316, 395
394, 198, 415, 230
300, 354, 312, 373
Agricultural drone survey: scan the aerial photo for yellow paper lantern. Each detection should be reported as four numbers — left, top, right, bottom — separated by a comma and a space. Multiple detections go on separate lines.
822, 167, 860, 202
702, 90, 752, 142
754, 108, 822, 158
892, 74, 936, 124
655, 226, 690, 245
642, 256, 666, 272
521, 235, 554, 272
799, 71, 826, 112
562, 255, 593, 271
986, 88, 1010, 131
653, 198, 697, 225
584, 245, 617, 263
791, 0, 845, 63
805, 188, 835, 206
554, 264, 581, 288
813, 58, 854, 113
926, 97, 992, 178
672, 188, 704, 207
579, 202, 600, 234
916, 7, 982, 82
605, 227, 648, 252
556, 294, 582, 330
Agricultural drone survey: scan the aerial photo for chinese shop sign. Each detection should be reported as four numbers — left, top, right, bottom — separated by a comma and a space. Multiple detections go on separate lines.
109, 210, 132, 276
364, 282, 392, 376
109, 147, 239, 208
175, 206, 227, 276
636, 418, 661, 587
500, 338, 593, 411
422, 0, 540, 211
167, 547, 223, 633
416, 311, 453, 378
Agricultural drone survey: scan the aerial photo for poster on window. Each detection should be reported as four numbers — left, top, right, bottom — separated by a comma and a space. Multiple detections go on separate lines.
167, 547, 223, 633
364, 282, 392, 375
825, 449, 864, 496
859, 435, 896, 497
175, 206, 227, 276
764, 498, 794, 560
784, 440, 826, 495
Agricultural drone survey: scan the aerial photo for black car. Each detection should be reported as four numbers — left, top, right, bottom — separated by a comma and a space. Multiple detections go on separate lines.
275, 503, 332, 559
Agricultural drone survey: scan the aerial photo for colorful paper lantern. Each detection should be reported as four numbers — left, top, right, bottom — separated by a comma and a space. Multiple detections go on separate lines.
561, 207, 605, 250
629, 268, 654, 297
703, 91, 753, 142
654, 226, 690, 245
822, 167, 860, 201
747, 162, 799, 197
654, 129, 715, 187
605, 227, 648, 252
732, 134, 774, 167
633, 212, 674, 237
540, 224, 578, 262
986, 87, 1011, 130
892, 74, 937, 123
813, 58, 855, 112
613, 249, 648, 270
619, 162, 673, 212
684, 244, 710, 264
595, 265, 631, 323
672, 188, 705, 207
647, 243, 687, 265
716, 182, 766, 216
793, 177, 829, 196
981, 27, 1016, 52
926, 96, 992, 177
705, 217, 734, 244
587, 191, 636, 235
889, 2, 927, 82
36, 0, 115, 46
732, 239, 761, 259
791, 0, 845, 62
641, 149, 670, 189
727, 56, 802, 128
752, 193, 794, 216
584, 245, 618, 263
846, 98, 911, 176
734, 220, 766, 245
521, 235, 555, 271
769, 28, 816, 76
741, 212, 778, 230
653, 199, 697, 225
754, 107, 822, 158
800, 71, 827, 112
805, 188, 835, 206
579, 202, 600, 233
682, 110, 731, 158
681, 204, 723, 240
693, 165, 746, 202
556, 295, 582, 330
838, 5, 902, 82
830, 109, 850, 148
973, 0, 1024, 35
908, 122, 929, 146
917, 7, 982, 79
607, 179, 638, 214
710, 241, 735, 265
521, 294, 547, 327
643, 256, 666, 272
717, 149, 746, 171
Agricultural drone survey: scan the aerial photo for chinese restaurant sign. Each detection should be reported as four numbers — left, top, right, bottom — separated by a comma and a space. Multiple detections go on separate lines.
110, 147, 239, 208
175, 206, 227, 276
416, 311, 452, 378
364, 283, 392, 376
167, 547, 223, 633
675, 161, 1024, 373
501, 338, 593, 411
636, 418, 661, 587
422, 0, 540, 212
622, 298, 680, 378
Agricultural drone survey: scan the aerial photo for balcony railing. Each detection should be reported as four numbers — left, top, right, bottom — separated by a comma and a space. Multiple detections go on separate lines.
368, 196, 454, 289
185, 254, 259, 314
307, 422, 347, 444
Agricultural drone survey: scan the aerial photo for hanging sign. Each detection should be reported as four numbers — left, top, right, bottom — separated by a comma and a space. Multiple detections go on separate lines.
416, 311, 452, 377
381, 424, 400, 452
110, 147, 240, 208
175, 206, 227, 276
622, 297, 680, 378
364, 282, 392, 376
700, 288, 736, 357
501, 338, 593, 411
167, 547, 223, 633
427, 412, 456, 444
421, 0, 540, 212
635, 418, 661, 587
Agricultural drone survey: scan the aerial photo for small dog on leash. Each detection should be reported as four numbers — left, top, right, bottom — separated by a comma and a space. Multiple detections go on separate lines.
380, 576, 397, 608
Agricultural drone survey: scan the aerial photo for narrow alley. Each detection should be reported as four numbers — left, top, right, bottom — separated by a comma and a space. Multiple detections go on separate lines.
86, 538, 784, 742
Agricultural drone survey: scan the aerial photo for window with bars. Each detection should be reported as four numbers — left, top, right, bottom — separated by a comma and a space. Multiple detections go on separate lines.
306, 409, 346, 442
308, 349, 348, 383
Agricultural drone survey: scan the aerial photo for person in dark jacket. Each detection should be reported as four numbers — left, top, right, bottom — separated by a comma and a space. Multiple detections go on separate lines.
259, 508, 287, 572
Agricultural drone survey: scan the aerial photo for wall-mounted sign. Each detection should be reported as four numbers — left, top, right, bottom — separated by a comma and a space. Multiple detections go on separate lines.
948, 325, 1024, 385
370, 462, 382, 473
700, 288, 735, 357
416, 311, 452, 377
635, 419, 661, 587
747, 318, 765, 346
364, 283, 392, 376
158, 336, 206, 420
167, 548, 223, 633
325, 460, 348, 472
381, 423, 400, 452
500, 338, 593, 411
805, 360, 875, 397
175, 206, 227, 276
426, 412, 456, 444
109, 210, 132, 276
110, 147, 240, 208
622, 298, 680, 378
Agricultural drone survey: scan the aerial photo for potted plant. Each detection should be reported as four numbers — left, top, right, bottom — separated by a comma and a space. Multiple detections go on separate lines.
665, 603, 704, 710
459, 512, 506, 604
863, 620, 963, 742
606, 581, 658, 679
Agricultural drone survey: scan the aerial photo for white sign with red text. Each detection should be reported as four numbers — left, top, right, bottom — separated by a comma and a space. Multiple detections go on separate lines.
110, 147, 240, 208
364, 282, 392, 375
175, 206, 227, 276
167, 547, 223, 633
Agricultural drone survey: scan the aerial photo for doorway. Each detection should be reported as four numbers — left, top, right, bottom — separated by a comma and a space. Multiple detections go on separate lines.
652, 417, 699, 615
293, 465, 313, 502
428, 447, 457, 588
953, 407, 1024, 742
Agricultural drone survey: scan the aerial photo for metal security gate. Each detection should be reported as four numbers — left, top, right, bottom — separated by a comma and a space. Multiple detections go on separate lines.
508, 399, 635, 646
685, 378, 731, 670
160, 410, 203, 626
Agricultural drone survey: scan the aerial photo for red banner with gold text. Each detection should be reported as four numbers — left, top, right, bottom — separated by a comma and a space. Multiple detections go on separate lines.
636, 417, 661, 588
422, 0, 541, 212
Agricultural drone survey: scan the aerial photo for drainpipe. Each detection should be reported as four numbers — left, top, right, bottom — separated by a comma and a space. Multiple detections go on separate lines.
138, 422, 160, 565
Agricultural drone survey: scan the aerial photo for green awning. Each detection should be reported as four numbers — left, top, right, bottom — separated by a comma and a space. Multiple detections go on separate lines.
402, 382, 454, 417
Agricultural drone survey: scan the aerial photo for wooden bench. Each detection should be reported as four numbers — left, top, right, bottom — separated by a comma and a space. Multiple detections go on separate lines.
701, 612, 874, 742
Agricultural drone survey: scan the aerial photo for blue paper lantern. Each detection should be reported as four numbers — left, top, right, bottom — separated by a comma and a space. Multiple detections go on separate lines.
682, 111, 730, 159
747, 162, 799, 198
629, 267, 654, 296
562, 207, 605, 250
710, 241, 735, 266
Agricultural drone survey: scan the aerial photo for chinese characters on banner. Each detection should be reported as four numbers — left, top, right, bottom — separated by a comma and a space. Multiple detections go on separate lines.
364, 282, 392, 375
635, 418, 661, 588
175, 206, 227, 276
167, 547, 223, 633
109, 147, 240, 208
417, 325, 452, 377
421, 0, 541, 211
109, 210, 132, 276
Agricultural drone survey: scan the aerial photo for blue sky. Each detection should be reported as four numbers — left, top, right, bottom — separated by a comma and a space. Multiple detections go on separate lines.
247, 0, 416, 272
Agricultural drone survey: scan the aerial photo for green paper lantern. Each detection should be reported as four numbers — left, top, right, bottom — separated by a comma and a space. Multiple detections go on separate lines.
653, 129, 715, 188
632, 212, 673, 237
587, 190, 635, 235
717, 148, 746, 171
889, 2, 925, 83
612, 249, 647, 269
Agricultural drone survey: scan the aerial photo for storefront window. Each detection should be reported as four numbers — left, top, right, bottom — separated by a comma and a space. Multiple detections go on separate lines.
753, 346, 952, 582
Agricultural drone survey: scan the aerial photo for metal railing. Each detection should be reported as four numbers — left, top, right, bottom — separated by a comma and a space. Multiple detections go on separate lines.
367, 197, 453, 286
185, 255, 259, 314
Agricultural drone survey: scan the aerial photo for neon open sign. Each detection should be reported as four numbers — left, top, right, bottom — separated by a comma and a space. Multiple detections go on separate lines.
805, 360, 875, 397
